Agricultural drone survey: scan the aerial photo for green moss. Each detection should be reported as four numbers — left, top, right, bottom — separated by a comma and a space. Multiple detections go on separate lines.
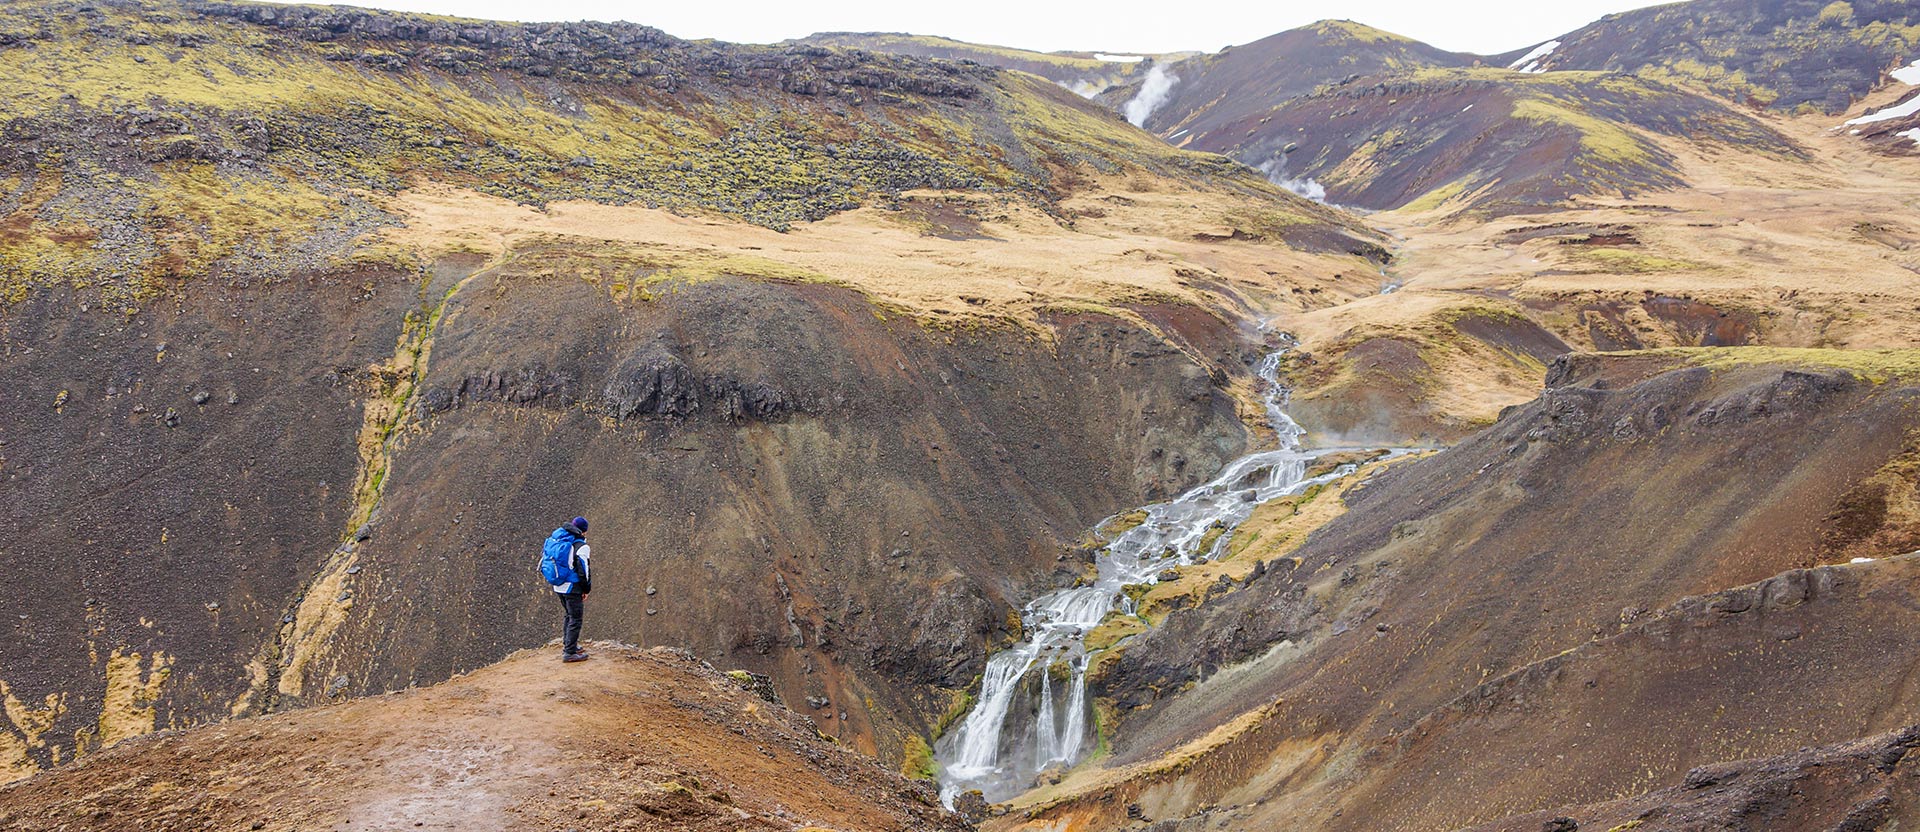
1102, 509, 1150, 536
1086, 697, 1118, 763
1084, 613, 1148, 653
900, 734, 937, 780
1510, 97, 1653, 166
1195, 522, 1227, 555
931, 687, 976, 739
1311, 20, 1417, 44
1398, 179, 1469, 214
0, 0, 1242, 308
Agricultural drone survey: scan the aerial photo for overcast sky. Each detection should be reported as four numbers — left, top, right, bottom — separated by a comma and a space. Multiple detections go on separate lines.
268, 0, 1678, 56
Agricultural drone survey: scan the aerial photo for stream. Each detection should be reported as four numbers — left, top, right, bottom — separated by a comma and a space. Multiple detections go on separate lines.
934, 345, 1368, 804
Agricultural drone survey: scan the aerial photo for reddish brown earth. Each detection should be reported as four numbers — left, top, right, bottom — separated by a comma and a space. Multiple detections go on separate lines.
1462, 723, 1920, 832
1498, 0, 1920, 113
0, 643, 964, 832
998, 352, 1920, 831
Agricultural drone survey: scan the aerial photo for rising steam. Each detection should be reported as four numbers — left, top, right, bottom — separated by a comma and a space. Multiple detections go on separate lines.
1257, 155, 1327, 202
1124, 63, 1179, 127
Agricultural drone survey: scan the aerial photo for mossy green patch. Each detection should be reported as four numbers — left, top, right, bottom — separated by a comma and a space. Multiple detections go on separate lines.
1509, 97, 1653, 167
1310, 20, 1418, 45
0, 0, 1257, 308
1398, 180, 1469, 214
900, 734, 936, 779
931, 688, 975, 739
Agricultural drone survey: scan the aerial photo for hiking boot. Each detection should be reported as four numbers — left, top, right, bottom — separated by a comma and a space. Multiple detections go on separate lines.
562, 651, 590, 663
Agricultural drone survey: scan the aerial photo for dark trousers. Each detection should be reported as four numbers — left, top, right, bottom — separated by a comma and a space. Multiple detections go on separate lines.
556, 592, 585, 654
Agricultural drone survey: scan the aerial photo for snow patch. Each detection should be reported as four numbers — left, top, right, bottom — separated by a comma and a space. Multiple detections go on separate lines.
1124, 64, 1179, 127
1851, 557, 1878, 564
1901, 127, 1920, 146
1893, 59, 1920, 85
1845, 93, 1920, 125
1462, 104, 1474, 113
1095, 53, 1144, 63
1508, 40, 1560, 72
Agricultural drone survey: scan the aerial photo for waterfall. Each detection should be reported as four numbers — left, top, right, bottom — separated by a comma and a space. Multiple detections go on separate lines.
933, 341, 1371, 805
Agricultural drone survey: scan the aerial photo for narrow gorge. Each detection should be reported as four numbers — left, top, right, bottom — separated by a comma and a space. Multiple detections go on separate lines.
936, 344, 1396, 805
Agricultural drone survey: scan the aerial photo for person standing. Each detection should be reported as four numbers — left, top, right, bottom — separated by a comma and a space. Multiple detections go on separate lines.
540, 516, 593, 662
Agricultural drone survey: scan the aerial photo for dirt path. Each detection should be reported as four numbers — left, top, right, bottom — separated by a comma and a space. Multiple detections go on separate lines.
0, 643, 964, 832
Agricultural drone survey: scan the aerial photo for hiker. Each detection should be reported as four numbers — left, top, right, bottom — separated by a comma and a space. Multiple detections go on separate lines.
540, 516, 593, 662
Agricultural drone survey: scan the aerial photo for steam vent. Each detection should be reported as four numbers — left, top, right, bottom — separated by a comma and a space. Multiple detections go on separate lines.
6, 1, 1920, 829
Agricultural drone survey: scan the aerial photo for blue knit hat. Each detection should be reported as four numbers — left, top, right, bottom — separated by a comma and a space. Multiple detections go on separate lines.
570, 516, 589, 534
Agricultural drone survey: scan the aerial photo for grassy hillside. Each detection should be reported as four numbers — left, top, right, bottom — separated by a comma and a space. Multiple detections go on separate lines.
1503, 0, 1920, 113
0, 0, 1401, 788
1244, 67, 1801, 214
0, 0, 1290, 310
791, 31, 1166, 94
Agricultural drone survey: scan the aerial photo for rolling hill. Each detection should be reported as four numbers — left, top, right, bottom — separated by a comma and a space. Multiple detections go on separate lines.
0, 0, 1387, 785
9, 1, 1920, 830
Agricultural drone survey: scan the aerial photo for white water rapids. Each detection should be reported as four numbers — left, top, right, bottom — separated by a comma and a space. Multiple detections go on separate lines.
934, 346, 1366, 804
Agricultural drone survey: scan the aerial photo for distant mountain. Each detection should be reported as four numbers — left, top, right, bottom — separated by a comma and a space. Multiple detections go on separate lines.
1498, 0, 1920, 113
1090, 19, 1800, 214
1096, 21, 1475, 137
815, 5, 1920, 212
1228, 68, 1802, 214
791, 32, 1185, 97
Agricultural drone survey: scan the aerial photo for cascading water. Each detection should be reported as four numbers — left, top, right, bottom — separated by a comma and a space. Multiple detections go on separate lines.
934, 342, 1366, 804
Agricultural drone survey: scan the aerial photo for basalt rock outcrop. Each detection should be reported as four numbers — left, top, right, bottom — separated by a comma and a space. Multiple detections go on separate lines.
0, 252, 1266, 779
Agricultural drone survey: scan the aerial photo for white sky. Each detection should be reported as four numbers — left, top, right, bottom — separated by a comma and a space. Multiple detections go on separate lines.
265, 0, 1678, 56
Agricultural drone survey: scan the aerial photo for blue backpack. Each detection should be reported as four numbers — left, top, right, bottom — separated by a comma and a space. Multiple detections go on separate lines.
540, 528, 580, 587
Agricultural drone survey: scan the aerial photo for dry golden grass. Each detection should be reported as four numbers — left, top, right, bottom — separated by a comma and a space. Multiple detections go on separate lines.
375, 174, 1387, 331
1275, 108, 1920, 434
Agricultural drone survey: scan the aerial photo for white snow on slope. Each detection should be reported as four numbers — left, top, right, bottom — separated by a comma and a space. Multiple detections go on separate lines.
1893, 59, 1920, 85
1508, 40, 1560, 73
1095, 54, 1144, 63
1900, 127, 1920, 146
1845, 93, 1920, 126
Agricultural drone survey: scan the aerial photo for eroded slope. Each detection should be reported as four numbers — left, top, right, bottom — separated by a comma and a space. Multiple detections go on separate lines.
0, 0, 1392, 785
998, 350, 1920, 830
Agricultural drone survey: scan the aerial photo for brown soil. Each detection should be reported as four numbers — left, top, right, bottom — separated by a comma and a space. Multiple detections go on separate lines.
1002, 354, 1920, 831
1461, 723, 1920, 832
1280, 109, 1920, 443
0, 643, 964, 832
